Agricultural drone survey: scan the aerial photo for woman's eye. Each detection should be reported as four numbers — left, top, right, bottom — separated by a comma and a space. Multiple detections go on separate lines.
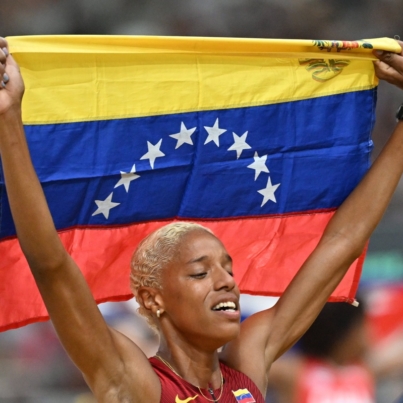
191, 272, 207, 279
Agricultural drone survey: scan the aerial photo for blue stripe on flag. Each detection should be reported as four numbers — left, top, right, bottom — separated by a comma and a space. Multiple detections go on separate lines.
0, 90, 375, 238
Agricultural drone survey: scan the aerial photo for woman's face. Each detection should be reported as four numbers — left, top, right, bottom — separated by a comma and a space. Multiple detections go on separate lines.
159, 229, 241, 350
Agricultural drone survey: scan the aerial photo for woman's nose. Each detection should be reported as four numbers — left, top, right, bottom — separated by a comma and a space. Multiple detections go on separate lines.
214, 266, 236, 291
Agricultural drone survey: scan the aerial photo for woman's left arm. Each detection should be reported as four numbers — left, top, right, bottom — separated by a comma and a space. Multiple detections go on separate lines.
221, 44, 403, 393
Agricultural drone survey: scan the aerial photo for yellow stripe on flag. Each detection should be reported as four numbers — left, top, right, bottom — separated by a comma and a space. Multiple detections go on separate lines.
6, 36, 400, 125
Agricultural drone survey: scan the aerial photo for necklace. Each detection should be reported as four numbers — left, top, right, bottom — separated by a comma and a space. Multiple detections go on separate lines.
197, 380, 224, 403
155, 355, 224, 402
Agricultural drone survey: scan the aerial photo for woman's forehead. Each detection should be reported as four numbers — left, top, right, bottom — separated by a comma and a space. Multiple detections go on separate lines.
176, 230, 230, 262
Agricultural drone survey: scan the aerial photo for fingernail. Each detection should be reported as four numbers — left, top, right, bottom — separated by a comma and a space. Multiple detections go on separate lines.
374, 50, 383, 56
2, 47, 9, 56
3, 73, 9, 83
1, 81, 6, 88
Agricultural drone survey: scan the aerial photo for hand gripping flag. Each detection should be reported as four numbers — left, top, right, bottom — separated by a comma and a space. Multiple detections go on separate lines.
0, 36, 400, 331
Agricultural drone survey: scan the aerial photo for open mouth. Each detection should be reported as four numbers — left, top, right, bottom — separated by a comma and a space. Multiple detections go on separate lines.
212, 301, 238, 312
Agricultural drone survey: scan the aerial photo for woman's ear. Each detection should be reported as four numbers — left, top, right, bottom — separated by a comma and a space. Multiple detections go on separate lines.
137, 286, 164, 317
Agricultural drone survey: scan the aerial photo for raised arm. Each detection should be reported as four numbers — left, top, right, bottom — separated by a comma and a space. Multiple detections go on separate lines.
0, 39, 159, 402
222, 41, 403, 393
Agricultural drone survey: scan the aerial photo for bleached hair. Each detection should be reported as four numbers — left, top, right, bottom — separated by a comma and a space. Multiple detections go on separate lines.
130, 222, 214, 329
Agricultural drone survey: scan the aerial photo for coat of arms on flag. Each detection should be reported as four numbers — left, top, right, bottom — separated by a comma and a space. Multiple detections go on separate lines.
232, 388, 256, 403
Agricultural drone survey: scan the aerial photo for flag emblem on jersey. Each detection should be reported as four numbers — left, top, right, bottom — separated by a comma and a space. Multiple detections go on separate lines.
232, 389, 256, 403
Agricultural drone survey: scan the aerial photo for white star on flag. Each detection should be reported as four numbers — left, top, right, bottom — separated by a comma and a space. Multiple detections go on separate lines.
228, 131, 251, 159
169, 122, 196, 149
247, 152, 270, 180
258, 177, 281, 206
92, 192, 120, 219
140, 139, 165, 169
114, 164, 140, 192
204, 118, 227, 147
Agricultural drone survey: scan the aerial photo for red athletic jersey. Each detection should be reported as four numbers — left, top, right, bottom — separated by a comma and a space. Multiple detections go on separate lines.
296, 358, 375, 403
149, 356, 265, 403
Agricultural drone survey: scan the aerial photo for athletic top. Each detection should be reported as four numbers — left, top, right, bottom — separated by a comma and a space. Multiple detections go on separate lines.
296, 358, 375, 403
149, 356, 265, 403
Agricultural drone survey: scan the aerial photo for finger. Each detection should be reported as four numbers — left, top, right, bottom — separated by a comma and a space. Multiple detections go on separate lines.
0, 37, 9, 61
0, 37, 8, 49
373, 39, 403, 59
0, 65, 6, 86
380, 51, 403, 75
374, 60, 403, 89
0, 52, 6, 89
2, 72, 9, 86
5, 53, 20, 71
372, 51, 403, 76
0, 51, 17, 90
374, 59, 396, 78
0, 47, 7, 65
4, 54, 24, 84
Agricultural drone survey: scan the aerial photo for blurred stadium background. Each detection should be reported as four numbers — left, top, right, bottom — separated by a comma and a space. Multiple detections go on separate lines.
1, 0, 403, 402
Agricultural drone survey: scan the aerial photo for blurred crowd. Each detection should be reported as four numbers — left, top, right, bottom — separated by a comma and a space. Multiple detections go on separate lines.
1, 0, 403, 402
1, 0, 402, 40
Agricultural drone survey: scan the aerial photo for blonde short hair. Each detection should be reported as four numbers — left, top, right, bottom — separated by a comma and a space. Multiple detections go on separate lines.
130, 222, 214, 329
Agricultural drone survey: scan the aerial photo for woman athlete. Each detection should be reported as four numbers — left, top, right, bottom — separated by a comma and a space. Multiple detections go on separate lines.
0, 37, 402, 403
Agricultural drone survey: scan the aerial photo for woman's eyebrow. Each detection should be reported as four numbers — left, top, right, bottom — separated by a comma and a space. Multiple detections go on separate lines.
187, 253, 232, 265
187, 255, 208, 264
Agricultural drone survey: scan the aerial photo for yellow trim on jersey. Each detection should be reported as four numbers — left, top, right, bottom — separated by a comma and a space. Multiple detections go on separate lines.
175, 394, 198, 403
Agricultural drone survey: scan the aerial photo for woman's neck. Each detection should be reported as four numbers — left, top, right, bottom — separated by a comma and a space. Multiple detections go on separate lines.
157, 335, 222, 389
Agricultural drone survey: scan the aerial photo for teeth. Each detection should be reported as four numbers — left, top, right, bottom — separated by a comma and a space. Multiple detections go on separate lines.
212, 301, 237, 311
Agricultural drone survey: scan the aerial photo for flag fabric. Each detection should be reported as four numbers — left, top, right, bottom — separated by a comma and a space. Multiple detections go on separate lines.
0, 36, 400, 331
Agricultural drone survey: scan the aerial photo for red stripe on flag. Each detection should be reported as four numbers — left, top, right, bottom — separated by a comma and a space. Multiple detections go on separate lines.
0, 211, 363, 331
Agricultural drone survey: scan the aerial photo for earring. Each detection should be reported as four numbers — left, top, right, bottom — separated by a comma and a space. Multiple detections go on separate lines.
156, 309, 161, 318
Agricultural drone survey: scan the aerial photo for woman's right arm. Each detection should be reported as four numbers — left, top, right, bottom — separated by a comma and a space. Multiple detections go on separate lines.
0, 39, 160, 403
